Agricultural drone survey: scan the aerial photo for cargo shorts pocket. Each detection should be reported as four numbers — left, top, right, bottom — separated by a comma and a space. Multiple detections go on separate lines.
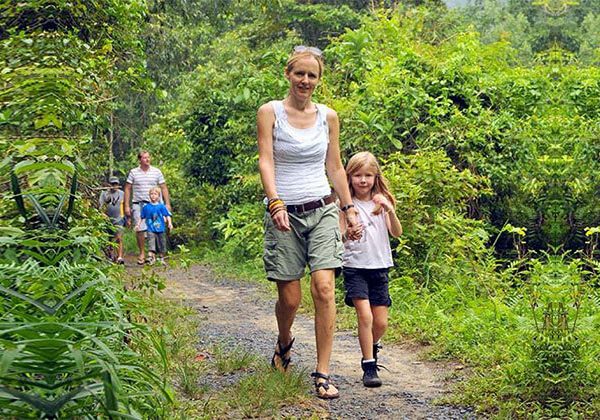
263, 239, 278, 272
334, 230, 343, 260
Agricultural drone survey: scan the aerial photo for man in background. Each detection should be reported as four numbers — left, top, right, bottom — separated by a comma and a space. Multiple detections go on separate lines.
123, 151, 171, 265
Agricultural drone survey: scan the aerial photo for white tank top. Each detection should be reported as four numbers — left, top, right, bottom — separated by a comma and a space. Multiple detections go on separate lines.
343, 198, 393, 269
271, 100, 332, 205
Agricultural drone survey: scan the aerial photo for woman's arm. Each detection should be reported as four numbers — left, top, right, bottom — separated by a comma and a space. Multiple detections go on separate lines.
324, 109, 361, 236
339, 208, 348, 241
257, 103, 290, 232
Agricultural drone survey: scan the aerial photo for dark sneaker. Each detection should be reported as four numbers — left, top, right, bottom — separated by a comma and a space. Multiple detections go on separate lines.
361, 359, 382, 387
373, 341, 383, 362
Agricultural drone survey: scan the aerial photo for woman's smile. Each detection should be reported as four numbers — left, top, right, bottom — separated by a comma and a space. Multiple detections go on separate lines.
287, 56, 320, 98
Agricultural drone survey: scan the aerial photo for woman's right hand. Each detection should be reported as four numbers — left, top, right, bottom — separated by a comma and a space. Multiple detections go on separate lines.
344, 209, 363, 240
346, 223, 363, 241
272, 209, 291, 232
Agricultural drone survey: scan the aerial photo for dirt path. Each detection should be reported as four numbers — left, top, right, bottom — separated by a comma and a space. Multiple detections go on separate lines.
158, 263, 476, 419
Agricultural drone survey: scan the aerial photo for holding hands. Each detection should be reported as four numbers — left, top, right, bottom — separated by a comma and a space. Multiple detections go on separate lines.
344, 207, 363, 241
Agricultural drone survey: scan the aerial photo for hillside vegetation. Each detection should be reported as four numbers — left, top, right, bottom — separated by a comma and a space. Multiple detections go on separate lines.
2, 0, 600, 417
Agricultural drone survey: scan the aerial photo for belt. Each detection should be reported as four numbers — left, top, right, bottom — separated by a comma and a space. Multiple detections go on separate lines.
132, 201, 149, 205
286, 194, 335, 214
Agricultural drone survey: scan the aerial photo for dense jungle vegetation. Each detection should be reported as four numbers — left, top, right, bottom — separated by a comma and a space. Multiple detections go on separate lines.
2, 0, 600, 417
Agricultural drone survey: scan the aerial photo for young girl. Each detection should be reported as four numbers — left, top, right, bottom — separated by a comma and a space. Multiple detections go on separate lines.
340, 151, 402, 387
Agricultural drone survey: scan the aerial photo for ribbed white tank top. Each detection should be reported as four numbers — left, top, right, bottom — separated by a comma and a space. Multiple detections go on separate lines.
271, 100, 332, 205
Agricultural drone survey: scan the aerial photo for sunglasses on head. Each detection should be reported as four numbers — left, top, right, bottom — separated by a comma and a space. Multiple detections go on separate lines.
293, 45, 323, 58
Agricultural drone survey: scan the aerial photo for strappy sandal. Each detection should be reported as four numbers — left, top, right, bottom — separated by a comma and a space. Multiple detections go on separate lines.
311, 371, 339, 399
271, 337, 295, 372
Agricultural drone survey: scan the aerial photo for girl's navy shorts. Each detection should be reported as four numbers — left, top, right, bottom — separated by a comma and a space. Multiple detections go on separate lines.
342, 267, 392, 307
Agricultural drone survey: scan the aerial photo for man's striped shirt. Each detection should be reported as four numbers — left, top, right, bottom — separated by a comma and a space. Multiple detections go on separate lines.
126, 166, 166, 203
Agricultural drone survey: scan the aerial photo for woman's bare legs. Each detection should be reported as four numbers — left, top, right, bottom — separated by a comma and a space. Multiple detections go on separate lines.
310, 269, 338, 397
275, 280, 301, 347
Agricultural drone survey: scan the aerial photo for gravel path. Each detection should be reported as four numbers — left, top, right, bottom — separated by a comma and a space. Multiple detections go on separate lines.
158, 263, 477, 419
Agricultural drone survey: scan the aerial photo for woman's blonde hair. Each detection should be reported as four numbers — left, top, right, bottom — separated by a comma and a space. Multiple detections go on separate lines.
285, 51, 324, 79
345, 151, 396, 214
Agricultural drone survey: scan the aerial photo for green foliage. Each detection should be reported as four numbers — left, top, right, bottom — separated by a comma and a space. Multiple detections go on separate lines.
0, 0, 171, 417
443, 254, 600, 417
213, 202, 265, 261
161, 3, 600, 417
3, 0, 596, 417
383, 151, 493, 285
464, 0, 600, 61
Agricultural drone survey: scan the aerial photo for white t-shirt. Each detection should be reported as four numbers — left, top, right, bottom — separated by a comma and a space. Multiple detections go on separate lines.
342, 198, 393, 269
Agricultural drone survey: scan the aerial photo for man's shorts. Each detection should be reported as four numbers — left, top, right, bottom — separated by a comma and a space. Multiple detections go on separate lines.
131, 202, 147, 232
146, 231, 167, 254
263, 202, 343, 281
111, 217, 126, 235
342, 267, 392, 307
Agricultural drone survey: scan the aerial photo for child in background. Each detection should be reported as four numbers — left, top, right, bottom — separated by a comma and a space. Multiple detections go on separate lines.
137, 186, 173, 265
339, 151, 402, 387
99, 176, 126, 264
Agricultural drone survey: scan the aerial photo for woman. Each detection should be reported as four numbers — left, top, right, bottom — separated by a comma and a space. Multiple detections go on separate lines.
257, 46, 361, 399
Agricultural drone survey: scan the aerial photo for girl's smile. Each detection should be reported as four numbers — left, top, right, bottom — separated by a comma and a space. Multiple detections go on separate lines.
351, 168, 376, 201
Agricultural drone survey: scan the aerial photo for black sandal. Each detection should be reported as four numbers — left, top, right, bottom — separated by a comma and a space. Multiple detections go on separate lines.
271, 337, 295, 372
311, 371, 339, 399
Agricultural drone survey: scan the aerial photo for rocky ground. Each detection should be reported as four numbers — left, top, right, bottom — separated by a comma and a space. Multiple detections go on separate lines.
157, 263, 477, 419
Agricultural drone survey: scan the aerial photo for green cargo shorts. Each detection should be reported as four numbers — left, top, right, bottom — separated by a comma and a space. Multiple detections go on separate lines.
263, 203, 343, 281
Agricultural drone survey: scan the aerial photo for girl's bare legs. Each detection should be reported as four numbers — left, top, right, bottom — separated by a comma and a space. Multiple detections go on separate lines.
353, 298, 374, 359
371, 305, 388, 344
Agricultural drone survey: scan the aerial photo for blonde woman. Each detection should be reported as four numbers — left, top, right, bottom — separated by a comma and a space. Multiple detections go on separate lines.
257, 46, 361, 399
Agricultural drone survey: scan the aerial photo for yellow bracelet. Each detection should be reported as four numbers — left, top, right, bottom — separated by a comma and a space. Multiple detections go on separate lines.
268, 199, 284, 210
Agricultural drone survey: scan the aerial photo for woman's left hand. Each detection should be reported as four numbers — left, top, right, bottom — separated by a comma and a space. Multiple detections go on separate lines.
272, 208, 291, 232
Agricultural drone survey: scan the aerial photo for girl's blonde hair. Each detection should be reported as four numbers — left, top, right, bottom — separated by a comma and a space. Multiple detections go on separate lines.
345, 151, 396, 215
